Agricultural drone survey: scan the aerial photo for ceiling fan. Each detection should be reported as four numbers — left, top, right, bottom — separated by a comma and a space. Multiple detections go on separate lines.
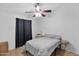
25, 3, 52, 17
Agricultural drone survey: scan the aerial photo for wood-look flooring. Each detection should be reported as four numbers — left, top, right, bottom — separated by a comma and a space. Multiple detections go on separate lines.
6, 48, 79, 56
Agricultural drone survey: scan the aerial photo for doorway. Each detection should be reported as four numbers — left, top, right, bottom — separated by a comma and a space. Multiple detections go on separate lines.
16, 18, 32, 48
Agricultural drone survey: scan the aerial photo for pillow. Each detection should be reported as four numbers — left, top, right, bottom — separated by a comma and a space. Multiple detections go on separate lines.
44, 34, 61, 39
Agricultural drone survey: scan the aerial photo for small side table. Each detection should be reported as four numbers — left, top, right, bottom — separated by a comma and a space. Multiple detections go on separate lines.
61, 40, 69, 50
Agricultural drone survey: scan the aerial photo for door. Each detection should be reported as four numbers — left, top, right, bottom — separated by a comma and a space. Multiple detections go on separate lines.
24, 20, 32, 43
16, 18, 32, 48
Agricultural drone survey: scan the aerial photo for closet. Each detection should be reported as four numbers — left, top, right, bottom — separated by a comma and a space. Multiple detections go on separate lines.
16, 18, 32, 48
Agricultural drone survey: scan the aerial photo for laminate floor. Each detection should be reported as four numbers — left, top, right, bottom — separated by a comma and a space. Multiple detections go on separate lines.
7, 48, 79, 56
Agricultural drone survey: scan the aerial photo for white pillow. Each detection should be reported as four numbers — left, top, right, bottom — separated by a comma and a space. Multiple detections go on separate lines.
44, 34, 61, 39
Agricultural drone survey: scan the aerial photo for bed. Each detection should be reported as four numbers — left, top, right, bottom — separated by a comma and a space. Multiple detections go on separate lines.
25, 34, 61, 56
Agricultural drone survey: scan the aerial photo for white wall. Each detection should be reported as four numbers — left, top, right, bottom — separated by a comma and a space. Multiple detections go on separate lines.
0, 9, 38, 50
38, 3, 79, 54
61, 4, 79, 54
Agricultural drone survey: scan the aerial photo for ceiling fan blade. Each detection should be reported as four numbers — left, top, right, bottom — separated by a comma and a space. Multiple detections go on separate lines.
41, 13, 46, 17
25, 11, 35, 13
33, 14, 35, 17
43, 10, 52, 13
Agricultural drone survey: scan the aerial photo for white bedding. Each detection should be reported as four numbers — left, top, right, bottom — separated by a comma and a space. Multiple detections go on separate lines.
25, 37, 60, 56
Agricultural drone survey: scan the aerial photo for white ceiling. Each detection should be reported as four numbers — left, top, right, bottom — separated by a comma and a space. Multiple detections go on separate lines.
0, 3, 64, 14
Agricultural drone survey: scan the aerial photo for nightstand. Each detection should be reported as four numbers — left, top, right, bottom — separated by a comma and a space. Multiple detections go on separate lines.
61, 40, 69, 50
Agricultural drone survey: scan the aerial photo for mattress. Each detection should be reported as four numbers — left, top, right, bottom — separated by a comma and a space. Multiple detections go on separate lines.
25, 37, 60, 56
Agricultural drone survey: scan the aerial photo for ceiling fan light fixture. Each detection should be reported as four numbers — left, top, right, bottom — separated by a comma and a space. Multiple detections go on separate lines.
25, 3, 52, 17
35, 5, 40, 12
35, 13, 42, 17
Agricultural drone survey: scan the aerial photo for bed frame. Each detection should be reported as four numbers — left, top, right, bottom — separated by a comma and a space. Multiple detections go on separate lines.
53, 37, 62, 56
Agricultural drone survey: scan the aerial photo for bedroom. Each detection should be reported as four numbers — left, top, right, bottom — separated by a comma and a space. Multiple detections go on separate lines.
0, 3, 79, 56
